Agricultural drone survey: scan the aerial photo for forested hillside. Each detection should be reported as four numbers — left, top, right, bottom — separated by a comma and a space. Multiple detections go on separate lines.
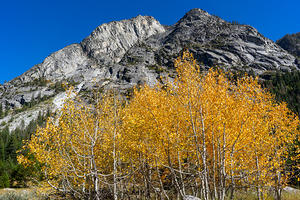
0, 112, 49, 188
262, 70, 300, 116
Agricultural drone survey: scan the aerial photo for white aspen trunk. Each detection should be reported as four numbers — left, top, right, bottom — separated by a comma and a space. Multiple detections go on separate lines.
212, 132, 217, 200
275, 171, 281, 200
113, 135, 117, 200
113, 94, 118, 200
201, 177, 206, 200
217, 140, 222, 200
187, 91, 206, 200
220, 125, 226, 200
229, 153, 235, 200
91, 143, 101, 200
274, 147, 281, 200
200, 109, 210, 200
178, 150, 186, 196
255, 154, 262, 200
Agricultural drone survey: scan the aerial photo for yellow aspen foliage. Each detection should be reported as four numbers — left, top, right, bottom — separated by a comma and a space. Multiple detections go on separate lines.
19, 89, 124, 199
122, 50, 300, 199
19, 51, 300, 200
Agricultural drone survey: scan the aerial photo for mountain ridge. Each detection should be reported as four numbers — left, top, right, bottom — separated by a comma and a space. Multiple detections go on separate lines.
0, 8, 299, 131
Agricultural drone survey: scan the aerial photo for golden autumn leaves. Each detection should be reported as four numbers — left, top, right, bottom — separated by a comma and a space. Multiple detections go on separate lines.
19, 51, 299, 199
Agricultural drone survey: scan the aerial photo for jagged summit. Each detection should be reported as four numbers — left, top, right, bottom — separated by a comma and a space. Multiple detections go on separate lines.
183, 8, 210, 18
176, 8, 214, 23
0, 8, 299, 132
124, 8, 298, 74
81, 15, 165, 65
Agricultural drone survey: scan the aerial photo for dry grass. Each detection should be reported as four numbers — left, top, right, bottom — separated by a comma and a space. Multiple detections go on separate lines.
0, 188, 40, 200
281, 191, 300, 200
0, 187, 299, 200
232, 188, 300, 200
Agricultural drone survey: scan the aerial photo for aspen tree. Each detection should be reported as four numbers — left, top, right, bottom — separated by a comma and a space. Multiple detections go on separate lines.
19, 51, 299, 199
19, 89, 124, 199
122, 51, 299, 199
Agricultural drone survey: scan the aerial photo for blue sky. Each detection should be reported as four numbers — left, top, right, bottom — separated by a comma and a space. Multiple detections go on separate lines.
0, 0, 299, 83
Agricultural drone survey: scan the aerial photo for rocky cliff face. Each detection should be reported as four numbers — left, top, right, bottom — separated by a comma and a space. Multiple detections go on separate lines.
277, 32, 300, 58
12, 15, 165, 85
121, 9, 298, 77
81, 15, 165, 65
0, 8, 299, 131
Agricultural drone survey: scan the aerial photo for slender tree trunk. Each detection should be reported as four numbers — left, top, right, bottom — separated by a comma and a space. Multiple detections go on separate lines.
91, 143, 100, 200
200, 109, 210, 200
144, 161, 151, 199
229, 149, 235, 200
220, 125, 226, 200
212, 132, 217, 200
113, 93, 118, 200
255, 154, 262, 200
155, 163, 169, 200
187, 93, 206, 199
178, 151, 186, 196
275, 171, 282, 200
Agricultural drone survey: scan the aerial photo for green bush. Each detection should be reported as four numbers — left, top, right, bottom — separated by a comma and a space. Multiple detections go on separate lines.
0, 173, 10, 188
0, 111, 50, 188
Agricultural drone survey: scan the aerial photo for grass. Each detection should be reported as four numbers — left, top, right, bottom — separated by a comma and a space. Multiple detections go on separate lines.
0, 187, 299, 200
0, 188, 40, 200
282, 191, 300, 200
232, 189, 300, 200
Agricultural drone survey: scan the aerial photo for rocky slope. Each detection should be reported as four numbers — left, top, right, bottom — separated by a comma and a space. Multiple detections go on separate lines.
121, 9, 298, 76
277, 32, 300, 58
0, 8, 299, 131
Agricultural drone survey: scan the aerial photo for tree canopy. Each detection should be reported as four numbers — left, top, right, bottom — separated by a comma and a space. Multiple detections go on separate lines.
19, 51, 300, 200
